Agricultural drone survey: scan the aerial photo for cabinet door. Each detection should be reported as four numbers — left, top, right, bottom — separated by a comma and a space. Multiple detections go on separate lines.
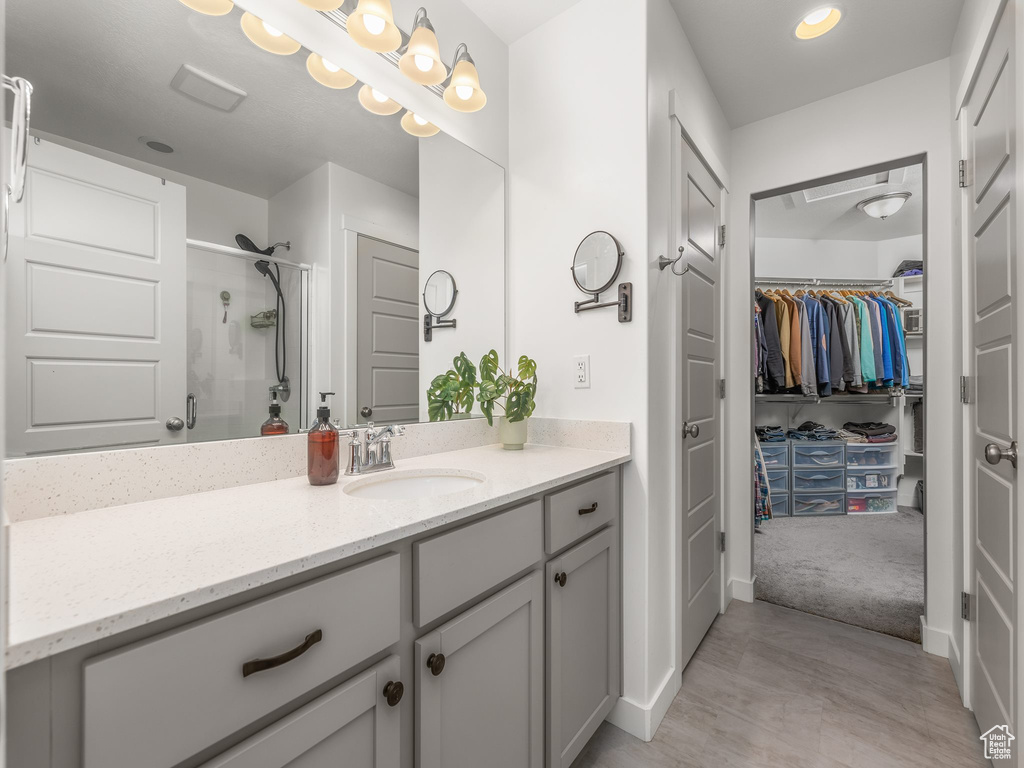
547, 527, 620, 768
201, 656, 403, 768
416, 571, 544, 768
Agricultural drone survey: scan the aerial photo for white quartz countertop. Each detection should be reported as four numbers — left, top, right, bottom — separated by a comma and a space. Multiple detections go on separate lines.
8, 442, 629, 668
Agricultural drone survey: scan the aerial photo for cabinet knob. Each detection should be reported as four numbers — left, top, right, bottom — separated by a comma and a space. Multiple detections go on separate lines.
426, 652, 446, 676
554, 571, 567, 587
383, 680, 404, 707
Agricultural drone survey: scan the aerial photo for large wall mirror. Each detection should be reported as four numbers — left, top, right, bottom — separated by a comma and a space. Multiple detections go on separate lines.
4, 0, 505, 457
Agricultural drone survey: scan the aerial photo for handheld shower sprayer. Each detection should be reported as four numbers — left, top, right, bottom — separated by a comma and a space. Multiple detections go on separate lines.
241, 234, 291, 402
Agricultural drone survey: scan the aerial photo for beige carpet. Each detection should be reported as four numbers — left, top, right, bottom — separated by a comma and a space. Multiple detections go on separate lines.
754, 507, 924, 642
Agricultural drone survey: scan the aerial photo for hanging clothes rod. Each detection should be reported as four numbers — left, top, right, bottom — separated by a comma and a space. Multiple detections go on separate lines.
754, 276, 894, 289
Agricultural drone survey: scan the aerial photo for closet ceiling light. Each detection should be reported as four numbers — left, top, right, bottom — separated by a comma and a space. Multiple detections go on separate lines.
401, 110, 440, 137
399, 11, 446, 86
443, 45, 486, 113
297, 0, 344, 10
795, 7, 841, 39
358, 84, 402, 115
241, 13, 302, 55
348, 0, 402, 53
176, 0, 234, 15
857, 192, 911, 220
307, 53, 357, 89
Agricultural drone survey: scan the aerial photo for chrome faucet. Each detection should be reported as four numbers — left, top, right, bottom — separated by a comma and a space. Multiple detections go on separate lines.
345, 422, 405, 476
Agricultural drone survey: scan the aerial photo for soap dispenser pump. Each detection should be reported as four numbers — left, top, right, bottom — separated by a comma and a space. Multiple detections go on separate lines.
260, 391, 289, 436
307, 391, 339, 486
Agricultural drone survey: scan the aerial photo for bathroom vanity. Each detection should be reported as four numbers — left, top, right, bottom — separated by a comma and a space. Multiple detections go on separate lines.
6, 441, 627, 768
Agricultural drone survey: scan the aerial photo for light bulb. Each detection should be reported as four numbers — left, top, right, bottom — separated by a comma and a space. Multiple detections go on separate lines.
803, 8, 832, 25
413, 113, 428, 126
371, 88, 389, 103
414, 54, 434, 72
262, 21, 283, 37
321, 58, 341, 73
455, 85, 473, 101
363, 13, 386, 35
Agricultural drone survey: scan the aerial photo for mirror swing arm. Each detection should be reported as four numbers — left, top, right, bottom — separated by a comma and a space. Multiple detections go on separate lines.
573, 284, 632, 322
423, 312, 456, 342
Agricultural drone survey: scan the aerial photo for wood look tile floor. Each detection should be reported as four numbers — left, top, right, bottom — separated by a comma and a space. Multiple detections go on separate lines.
572, 600, 988, 768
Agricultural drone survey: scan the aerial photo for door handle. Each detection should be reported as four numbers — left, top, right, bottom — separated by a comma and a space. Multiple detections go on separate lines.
186, 393, 197, 430
166, 417, 185, 431
683, 421, 700, 439
2, 75, 32, 264
361, 406, 373, 418
985, 441, 1018, 469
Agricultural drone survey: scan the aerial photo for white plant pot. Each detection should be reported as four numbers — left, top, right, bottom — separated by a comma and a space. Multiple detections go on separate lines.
498, 417, 528, 450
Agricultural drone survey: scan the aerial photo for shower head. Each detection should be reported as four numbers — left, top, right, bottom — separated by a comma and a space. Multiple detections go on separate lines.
235, 234, 291, 256
254, 259, 273, 277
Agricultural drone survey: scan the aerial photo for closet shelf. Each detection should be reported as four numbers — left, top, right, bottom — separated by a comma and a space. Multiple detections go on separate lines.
756, 393, 903, 406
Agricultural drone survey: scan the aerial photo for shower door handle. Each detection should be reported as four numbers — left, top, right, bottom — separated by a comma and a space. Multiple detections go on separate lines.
186, 393, 197, 430
166, 417, 185, 431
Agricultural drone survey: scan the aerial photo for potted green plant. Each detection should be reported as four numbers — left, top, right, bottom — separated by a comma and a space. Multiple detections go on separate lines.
476, 350, 537, 450
426, 350, 538, 450
426, 352, 477, 421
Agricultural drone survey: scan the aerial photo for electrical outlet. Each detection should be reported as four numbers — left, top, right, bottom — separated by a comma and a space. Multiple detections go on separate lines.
574, 355, 591, 389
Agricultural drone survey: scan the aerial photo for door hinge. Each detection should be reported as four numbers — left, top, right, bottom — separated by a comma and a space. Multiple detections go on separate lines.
961, 591, 971, 621
960, 375, 972, 404
719, 531, 726, 552
719, 379, 726, 399
719, 225, 726, 247
959, 160, 967, 188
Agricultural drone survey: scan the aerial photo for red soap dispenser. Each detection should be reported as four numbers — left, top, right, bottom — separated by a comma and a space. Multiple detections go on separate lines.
308, 391, 339, 486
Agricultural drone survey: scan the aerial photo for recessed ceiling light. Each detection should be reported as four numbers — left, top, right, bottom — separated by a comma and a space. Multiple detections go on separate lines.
795, 7, 842, 39
139, 137, 174, 154
857, 192, 911, 220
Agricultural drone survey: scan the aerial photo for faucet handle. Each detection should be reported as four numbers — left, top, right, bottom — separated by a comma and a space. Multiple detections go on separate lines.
392, 425, 406, 436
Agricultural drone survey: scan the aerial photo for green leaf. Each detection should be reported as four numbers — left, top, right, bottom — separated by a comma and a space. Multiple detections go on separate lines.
480, 399, 494, 426
428, 399, 453, 422
517, 355, 537, 381
477, 379, 499, 402
479, 349, 499, 382
453, 352, 477, 386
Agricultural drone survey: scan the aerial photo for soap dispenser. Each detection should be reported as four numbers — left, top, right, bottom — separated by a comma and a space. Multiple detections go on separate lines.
308, 391, 339, 486
260, 391, 289, 436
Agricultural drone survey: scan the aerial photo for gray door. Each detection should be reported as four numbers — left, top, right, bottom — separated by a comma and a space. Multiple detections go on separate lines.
546, 528, 619, 768
200, 656, 402, 768
964, 0, 1019, 744
356, 235, 419, 424
416, 571, 543, 768
677, 134, 722, 668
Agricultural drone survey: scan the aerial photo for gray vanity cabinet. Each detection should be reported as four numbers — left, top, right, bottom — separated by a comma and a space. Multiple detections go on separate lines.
200, 655, 403, 768
415, 570, 544, 768
546, 527, 620, 768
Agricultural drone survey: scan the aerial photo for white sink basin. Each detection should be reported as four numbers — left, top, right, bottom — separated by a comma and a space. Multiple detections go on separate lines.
343, 469, 486, 500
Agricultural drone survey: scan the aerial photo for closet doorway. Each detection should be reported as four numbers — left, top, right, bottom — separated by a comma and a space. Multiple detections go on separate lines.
751, 159, 926, 643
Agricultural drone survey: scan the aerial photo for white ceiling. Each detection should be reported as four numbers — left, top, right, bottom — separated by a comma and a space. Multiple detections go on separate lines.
459, 0, 585, 45
8, 0, 421, 199
756, 164, 923, 241
670, 0, 965, 128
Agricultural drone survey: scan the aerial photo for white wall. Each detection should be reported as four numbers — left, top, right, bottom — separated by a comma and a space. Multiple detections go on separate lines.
755, 234, 923, 279
726, 59, 956, 657
32, 129, 268, 247
642, 0, 732, 738
418, 133, 505, 421
509, 0, 652, 735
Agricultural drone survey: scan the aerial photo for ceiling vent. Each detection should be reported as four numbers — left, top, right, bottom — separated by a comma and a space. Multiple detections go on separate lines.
803, 172, 888, 203
170, 64, 247, 112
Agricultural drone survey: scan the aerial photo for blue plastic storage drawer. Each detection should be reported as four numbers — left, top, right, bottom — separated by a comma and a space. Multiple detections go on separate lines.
766, 469, 790, 494
792, 469, 846, 492
760, 443, 790, 468
792, 492, 846, 516
792, 443, 846, 468
769, 493, 790, 517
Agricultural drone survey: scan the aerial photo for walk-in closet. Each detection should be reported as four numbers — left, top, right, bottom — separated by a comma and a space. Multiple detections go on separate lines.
752, 161, 925, 642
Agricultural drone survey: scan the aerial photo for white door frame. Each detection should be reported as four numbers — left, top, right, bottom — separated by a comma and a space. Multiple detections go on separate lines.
668, 91, 730, 680
953, 0, 1022, 721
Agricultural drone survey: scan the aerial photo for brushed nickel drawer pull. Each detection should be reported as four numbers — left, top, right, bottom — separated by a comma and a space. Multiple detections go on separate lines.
578, 502, 598, 516
242, 629, 323, 678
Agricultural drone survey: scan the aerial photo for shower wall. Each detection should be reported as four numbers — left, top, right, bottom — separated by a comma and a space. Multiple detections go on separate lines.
186, 246, 305, 442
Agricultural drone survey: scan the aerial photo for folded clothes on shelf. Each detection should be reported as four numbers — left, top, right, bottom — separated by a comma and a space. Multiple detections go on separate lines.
866, 433, 898, 443
755, 425, 786, 442
837, 429, 867, 443
906, 375, 924, 394
787, 421, 839, 440
842, 421, 896, 438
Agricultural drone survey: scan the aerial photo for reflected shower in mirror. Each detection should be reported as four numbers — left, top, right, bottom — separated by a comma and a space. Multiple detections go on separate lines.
4, 0, 505, 457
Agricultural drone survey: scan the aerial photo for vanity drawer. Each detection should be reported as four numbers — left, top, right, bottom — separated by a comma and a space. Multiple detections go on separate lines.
83, 553, 401, 768
414, 500, 543, 626
545, 471, 618, 554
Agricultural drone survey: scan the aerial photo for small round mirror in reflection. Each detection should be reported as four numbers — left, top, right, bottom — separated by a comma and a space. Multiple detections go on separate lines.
572, 231, 623, 294
423, 270, 458, 317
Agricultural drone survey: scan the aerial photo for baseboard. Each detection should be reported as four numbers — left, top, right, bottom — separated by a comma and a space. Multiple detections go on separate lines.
920, 615, 951, 657
948, 632, 967, 704
727, 576, 756, 603
606, 668, 681, 742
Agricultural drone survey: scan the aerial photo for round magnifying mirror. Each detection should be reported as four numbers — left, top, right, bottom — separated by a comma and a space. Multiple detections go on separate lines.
572, 231, 623, 295
423, 270, 458, 317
